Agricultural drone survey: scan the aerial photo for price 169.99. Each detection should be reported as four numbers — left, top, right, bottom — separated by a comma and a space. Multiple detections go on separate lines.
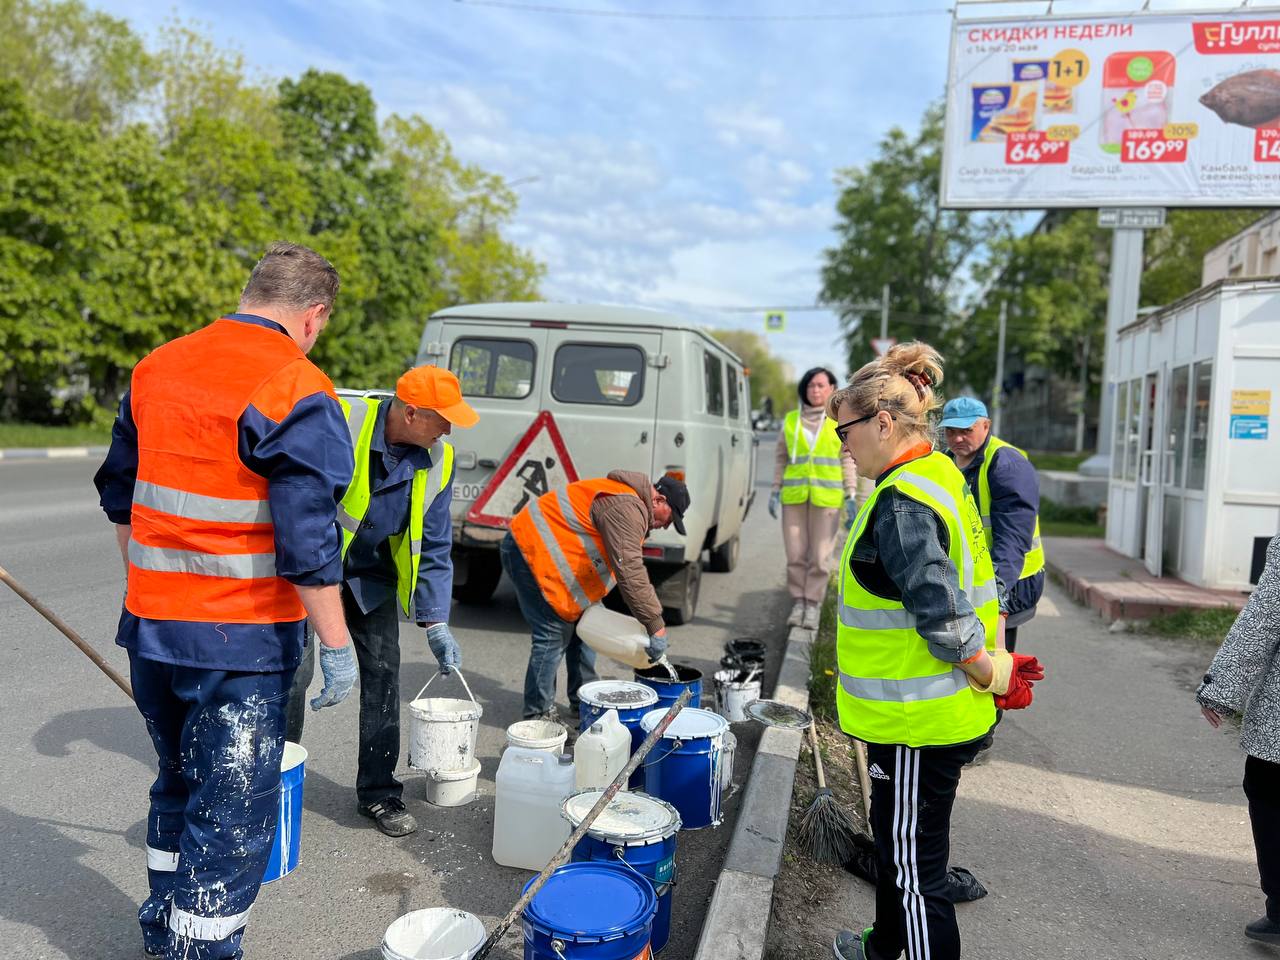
1120, 129, 1188, 163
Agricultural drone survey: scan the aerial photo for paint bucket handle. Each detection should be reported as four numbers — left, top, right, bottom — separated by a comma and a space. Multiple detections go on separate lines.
550, 938, 568, 960
642, 738, 681, 766
610, 846, 649, 884
414, 667, 478, 705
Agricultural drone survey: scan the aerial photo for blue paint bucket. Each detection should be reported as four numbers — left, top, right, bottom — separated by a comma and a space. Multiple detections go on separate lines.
522, 862, 656, 960
639, 708, 728, 830
633, 664, 703, 711
578, 680, 658, 788
562, 791, 682, 955
262, 741, 306, 884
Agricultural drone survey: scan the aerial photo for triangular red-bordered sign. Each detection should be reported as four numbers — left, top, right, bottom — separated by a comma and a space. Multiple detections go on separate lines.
467, 411, 581, 528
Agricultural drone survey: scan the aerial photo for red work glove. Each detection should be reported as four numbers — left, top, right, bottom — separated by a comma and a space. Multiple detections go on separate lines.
1012, 653, 1044, 682
994, 653, 1044, 710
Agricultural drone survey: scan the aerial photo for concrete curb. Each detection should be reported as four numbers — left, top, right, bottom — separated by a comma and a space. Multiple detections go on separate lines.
0, 446, 109, 461
694, 622, 814, 960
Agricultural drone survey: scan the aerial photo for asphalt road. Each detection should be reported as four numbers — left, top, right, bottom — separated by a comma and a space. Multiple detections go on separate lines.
0, 439, 788, 960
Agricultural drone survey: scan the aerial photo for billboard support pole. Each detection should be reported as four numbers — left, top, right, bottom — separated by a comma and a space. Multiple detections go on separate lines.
1080, 226, 1145, 477
992, 299, 1007, 435
880, 283, 890, 340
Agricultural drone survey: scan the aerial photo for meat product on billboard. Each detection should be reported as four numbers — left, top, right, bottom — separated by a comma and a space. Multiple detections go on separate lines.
1200, 70, 1280, 128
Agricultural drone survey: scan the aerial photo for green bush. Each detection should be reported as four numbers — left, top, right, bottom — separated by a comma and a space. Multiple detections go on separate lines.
808, 576, 839, 721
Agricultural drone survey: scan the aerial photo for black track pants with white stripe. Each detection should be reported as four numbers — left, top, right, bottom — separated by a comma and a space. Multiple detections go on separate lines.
864, 739, 982, 960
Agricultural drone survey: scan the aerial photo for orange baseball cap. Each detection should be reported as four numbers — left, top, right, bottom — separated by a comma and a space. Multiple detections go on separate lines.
395, 365, 479, 428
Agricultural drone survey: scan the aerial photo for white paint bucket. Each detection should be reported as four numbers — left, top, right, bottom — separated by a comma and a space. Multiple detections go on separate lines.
408, 671, 483, 775
426, 759, 481, 807
505, 719, 568, 754
714, 669, 762, 723
381, 908, 486, 960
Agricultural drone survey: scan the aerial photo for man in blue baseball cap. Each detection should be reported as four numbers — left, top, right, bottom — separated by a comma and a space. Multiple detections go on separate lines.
941, 396, 1046, 759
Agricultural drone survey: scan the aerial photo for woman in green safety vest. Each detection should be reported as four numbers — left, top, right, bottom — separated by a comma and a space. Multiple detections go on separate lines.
825, 342, 1045, 960
768, 367, 868, 629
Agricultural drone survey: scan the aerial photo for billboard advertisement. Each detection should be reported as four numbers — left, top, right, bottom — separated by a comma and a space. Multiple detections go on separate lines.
942, 11, 1280, 208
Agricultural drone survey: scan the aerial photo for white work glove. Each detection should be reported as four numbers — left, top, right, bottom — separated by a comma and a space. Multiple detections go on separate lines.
768, 491, 781, 519
311, 643, 357, 710
425, 622, 462, 675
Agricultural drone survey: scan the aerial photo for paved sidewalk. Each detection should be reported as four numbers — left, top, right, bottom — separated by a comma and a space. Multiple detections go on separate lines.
1045, 536, 1248, 623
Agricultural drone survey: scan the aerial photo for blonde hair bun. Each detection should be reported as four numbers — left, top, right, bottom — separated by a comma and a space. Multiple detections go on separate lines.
826, 340, 945, 442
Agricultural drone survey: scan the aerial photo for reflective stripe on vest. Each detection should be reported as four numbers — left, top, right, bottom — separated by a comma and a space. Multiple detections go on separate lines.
336, 396, 454, 619
510, 478, 636, 622
133, 480, 273, 525
835, 451, 998, 748
976, 436, 1046, 580
780, 409, 845, 508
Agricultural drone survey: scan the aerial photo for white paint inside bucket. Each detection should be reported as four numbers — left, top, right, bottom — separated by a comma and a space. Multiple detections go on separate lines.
505, 719, 567, 753
382, 908, 486, 960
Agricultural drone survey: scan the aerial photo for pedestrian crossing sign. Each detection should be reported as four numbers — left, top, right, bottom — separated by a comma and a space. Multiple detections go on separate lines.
765, 311, 786, 333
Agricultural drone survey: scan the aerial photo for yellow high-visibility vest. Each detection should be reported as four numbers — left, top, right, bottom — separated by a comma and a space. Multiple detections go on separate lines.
836, 451, 999, 748
336, 397, 454, 618
976, 436, 1046, 581
781, 409, 844, 508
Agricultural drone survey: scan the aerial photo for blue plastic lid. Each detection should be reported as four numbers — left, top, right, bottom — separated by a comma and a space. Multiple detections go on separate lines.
522, 862, 657, 942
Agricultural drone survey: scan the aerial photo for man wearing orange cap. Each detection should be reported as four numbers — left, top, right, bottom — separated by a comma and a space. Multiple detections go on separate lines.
286, 365, 478, 836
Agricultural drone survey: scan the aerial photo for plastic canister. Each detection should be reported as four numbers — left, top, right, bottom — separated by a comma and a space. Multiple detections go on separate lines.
562, 790, 682, 954
574, 709, 631, 791
262, 741, 307, 884
492, 747, 576, 871
522, 862, 656, 960
576, 603, 657, 670
640, 707, 729, 830
578, 681, 658, 789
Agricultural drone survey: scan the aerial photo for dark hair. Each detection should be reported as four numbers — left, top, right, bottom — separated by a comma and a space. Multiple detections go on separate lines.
797, 366, 838, 405
240, 241, 340, 313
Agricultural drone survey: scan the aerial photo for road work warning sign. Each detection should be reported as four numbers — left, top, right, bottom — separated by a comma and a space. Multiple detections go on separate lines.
467, 411, 580, 527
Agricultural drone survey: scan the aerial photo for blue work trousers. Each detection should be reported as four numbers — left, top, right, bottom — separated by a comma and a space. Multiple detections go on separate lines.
499, 532, 597, 719
130, 653, 293, 960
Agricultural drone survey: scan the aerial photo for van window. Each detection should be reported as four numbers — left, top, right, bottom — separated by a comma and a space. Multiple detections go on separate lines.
726, 365, 741, 419
703, 350, 724, 415
450, 338, 535, 399
552, 343, 645, 406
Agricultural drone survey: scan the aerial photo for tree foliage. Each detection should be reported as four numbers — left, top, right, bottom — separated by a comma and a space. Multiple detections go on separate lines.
0, 1, 542, 422
707, 328, 795, 415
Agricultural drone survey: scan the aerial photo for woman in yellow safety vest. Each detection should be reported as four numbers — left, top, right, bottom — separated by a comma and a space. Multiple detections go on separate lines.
826, 342, 1044, 960
768, 367, 868, 629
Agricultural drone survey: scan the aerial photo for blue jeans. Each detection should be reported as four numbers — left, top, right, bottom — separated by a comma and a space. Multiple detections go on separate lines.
130, 653, 292, 960
500, 532, 597, 718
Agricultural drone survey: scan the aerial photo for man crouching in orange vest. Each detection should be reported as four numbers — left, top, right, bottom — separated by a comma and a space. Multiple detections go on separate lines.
501, 472, 690, 721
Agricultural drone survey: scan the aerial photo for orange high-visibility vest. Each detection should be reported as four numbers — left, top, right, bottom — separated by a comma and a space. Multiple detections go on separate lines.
510, 478, 639, 622
125, 318, 339, 625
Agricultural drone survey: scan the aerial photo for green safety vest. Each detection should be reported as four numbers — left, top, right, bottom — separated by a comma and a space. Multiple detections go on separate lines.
836, 451, 999, 748
976, 436, 1046, 581
337, 397, 455, 619
781, 409, 845, 508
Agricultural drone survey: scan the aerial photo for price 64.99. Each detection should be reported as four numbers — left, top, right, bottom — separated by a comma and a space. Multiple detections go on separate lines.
1005, 132, 1069, 165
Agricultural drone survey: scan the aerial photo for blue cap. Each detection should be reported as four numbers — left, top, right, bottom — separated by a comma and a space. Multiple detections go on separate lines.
939, 396, 989, 429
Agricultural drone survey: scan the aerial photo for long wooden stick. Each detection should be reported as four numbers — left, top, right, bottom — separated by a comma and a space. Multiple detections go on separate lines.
853, 739, 873, 827
0, 563, 134, 700
473, 687, 693, 960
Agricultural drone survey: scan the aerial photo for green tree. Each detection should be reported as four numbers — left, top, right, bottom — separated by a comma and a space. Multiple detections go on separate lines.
708, 329, 794, 416
820, 104, 1011, 373
1140, 209, 1267, 306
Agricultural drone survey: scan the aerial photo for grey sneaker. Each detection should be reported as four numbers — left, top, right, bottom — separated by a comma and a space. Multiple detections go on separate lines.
802, 602, 821, 629
1246, 916, 1280, 944
832, 927, 873, 960
358, 796, 418, 837
786, 601, 806, 627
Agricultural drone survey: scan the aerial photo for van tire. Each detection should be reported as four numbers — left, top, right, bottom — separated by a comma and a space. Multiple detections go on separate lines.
661, 561, 702, 626
707, 534, 739, 573
452, 548, 503, 605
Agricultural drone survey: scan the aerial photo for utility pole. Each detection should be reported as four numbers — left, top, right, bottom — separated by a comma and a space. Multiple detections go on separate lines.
991, 299, 1007, 435
1075, 332, 1091, 453
879, 283, 890, 340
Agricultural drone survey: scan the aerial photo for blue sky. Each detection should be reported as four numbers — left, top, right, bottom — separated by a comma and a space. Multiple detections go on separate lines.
91, 0, 1230, 381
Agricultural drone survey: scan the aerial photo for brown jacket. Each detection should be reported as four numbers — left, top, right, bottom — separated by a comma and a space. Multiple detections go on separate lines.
588, 470, 665, 634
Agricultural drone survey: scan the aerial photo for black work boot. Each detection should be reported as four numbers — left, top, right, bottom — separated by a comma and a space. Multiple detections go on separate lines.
1246, 916, 1280, 944
358, 796, 418, 837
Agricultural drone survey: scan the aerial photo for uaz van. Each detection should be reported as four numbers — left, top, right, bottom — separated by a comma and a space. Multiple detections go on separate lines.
416, 302, 757, 624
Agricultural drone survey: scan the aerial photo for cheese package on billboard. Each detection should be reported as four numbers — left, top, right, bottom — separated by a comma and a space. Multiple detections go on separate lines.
1013, 59, 1074, 114
971, 83, 1037, 142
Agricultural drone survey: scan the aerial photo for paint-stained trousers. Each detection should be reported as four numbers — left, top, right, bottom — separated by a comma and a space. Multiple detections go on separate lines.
864, 739, 982, 960
782, 501, 842, 604
130, 653, 293, 960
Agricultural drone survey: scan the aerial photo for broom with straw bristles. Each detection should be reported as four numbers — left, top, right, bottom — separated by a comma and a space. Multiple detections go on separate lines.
797, 719, 860, 864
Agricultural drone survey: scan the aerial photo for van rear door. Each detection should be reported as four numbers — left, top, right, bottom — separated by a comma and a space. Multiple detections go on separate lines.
538, 326, 662, 482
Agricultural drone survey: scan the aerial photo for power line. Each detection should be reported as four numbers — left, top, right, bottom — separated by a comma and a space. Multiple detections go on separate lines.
450, 0, 953, 22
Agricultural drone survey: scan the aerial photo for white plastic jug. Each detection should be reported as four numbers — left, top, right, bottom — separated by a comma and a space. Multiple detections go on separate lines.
574, 708, 631, 791
576, 604, 656, 670
492, 747, 576, 871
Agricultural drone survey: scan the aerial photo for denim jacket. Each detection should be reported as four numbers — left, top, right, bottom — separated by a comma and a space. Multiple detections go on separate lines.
849, 473, 1004, 664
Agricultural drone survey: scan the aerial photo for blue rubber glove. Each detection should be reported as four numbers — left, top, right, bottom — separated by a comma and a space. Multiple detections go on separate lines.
845, 498, 858, 528
768, 491, 781, 519
645, 631, 668, 662
425, 622, 462, 675
310, 643, 356, 711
